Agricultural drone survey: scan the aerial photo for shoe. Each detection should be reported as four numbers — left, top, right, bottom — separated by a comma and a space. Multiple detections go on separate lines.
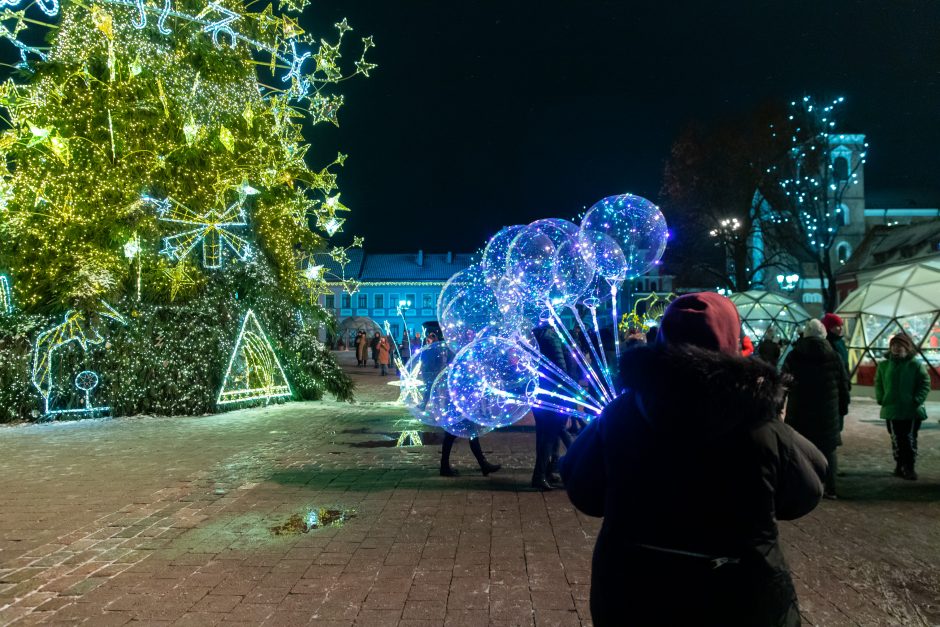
480, 461, 501, 476
440, 466, 460, 477
901, 467, 918, 481
823, 492, 838, 500
531, 477, 554, 491
893, 464, 903, 477
547, 472, 563, 486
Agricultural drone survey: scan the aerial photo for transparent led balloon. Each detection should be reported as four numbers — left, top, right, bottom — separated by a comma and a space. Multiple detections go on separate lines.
581, 230, 627, 284
505, 224, 557, 301
400, 341, 454, 426
448, 336, 536, 428
428, 370, 495, 439
439, 273, 511, 354
580, 194, 668, 280
548, 232, 596, 307
436, 265, 474, 319
482, 225, 523, 287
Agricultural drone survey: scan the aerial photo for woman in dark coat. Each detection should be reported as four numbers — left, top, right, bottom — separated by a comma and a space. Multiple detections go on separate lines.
561, 293, 826, 627
782, 319, 850, 499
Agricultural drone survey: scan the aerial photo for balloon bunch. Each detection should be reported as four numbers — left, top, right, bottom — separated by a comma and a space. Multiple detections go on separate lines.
398, 194, 669, 438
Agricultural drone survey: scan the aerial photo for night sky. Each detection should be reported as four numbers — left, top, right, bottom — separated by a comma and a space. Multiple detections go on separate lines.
304, 0, 940, 253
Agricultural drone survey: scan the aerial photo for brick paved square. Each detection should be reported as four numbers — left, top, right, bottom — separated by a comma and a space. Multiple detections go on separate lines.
0, 358, 937, 626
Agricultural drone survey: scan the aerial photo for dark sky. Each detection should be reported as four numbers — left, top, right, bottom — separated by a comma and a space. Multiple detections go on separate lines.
305, 0, 940, 253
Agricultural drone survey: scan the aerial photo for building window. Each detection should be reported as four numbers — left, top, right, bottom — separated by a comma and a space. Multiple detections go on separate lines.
324, 294, 335, 310
422, 293, 434, 309
341, 293, 351, 309
406, 293, 416, 309
390, 293, 400, 309
391, 324, 400, 340
836, 203, 850, 227
833, 156, 849, 181
374, 294, 384, 309
358, 294, 368, 309
650, 281, 658, 292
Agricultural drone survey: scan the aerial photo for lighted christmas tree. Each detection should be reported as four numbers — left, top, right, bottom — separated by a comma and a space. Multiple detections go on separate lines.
0, 0, 373, 418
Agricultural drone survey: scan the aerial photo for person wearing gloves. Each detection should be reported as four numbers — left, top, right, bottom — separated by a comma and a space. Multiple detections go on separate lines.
561, 292, 827, 627
876, 333, 931, 480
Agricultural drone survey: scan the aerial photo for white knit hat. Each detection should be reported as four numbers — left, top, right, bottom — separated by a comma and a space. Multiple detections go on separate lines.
802, 319, 827, 339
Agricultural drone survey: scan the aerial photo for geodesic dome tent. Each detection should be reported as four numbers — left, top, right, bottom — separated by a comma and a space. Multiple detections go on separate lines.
836, 257, 940, 388
729, 290, 812, 344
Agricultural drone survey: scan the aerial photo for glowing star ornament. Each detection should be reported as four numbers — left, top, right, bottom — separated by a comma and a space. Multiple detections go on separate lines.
162, 263, 195, 301
150, 196, 252, 269
217, 309, 292, 406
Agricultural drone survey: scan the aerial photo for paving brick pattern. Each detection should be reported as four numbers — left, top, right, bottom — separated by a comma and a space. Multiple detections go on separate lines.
0, 351, 938, 626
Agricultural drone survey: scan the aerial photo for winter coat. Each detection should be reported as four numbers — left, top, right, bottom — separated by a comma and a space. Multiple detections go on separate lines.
757, 339, 781, 365
355, 335, 368, 362
782, 337, 850, 452
561, 344, 826, 627
827, 333, 850, 373
369, 335, 380, 359
377, 339, 390, 366
875, 355, 930, 421
532, 325, 576, 389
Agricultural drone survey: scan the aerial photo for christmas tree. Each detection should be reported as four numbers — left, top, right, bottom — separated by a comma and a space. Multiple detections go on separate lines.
0, 0, 373, 419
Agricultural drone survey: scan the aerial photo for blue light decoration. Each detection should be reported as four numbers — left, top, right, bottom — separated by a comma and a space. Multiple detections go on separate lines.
283, 39, 311, 100
396, 194, 668, 437
217, 308, 292, 406
202, 2, 239, 48
145, 195, 251, 269
31, 302, 126, 416
0, 275, 12, 313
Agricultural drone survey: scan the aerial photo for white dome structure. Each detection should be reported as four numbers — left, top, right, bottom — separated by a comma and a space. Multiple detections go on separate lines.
836, 257, 940, 387
729, 290, 812, 344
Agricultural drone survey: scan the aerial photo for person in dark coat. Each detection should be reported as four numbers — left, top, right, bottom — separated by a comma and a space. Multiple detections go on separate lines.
876, 333, 931, 480
531, 323, 576, 491
561, 292, 826, 627
757, 327, 782, 366
370, 331, 381, 368
782, 319, 850, 499
822, 313, 850, 373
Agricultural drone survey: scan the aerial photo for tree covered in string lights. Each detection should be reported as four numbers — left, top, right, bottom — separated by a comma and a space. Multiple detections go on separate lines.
761, 96, 866, 311
0, 0, 373, 419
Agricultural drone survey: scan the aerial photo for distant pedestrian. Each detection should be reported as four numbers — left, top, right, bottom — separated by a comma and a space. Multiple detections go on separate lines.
377, 336, 391, 376
756, 327, 781, 366
355, 331, 368, 367
561, 292, 826, 627
370, 331, 381, 368
876, 333, 931, 480
782, 319, 850, 499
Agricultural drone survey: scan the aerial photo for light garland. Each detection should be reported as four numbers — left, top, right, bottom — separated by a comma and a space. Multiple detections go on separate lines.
149, 194, 252, 269
217, 308, 291, 406
0, 275, 11, 313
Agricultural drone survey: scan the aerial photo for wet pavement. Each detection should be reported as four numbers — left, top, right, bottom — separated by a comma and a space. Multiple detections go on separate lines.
0, 350, 938, 626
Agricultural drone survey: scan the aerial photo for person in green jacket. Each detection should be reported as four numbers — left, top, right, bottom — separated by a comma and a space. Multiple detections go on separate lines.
875, 333, 931, 480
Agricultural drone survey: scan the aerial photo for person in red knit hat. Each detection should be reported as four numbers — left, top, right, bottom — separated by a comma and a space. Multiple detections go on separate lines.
822, 313, 849, 372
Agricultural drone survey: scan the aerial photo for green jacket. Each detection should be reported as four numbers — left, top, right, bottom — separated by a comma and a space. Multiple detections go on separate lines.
875, 355, 930, 421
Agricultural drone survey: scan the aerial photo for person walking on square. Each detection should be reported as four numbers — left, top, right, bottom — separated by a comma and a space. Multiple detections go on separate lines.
531, 322, 577, 491
561, 292, 826, 627
370, 331, 381, 368
876, 333, 931, 480
757, 327, 781, 366
355, 330, 368, 367
782, 319, 850, 499
376, 335, 391, 376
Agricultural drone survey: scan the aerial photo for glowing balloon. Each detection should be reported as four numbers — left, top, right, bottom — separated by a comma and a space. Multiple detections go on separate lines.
582, 230, 627, 284
581, 194, 668, 280
439, 274, 509, 353
401, 341, 454, 426
506, 225, 557, 301
482, 225, 524, 286
448, 336, 536, 428
428, 370, 495, 439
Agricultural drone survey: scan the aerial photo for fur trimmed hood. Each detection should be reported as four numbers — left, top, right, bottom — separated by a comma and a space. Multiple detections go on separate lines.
619, 344, 788, 439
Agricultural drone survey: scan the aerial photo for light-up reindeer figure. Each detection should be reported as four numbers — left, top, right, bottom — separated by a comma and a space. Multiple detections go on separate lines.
31, 302, 126, 415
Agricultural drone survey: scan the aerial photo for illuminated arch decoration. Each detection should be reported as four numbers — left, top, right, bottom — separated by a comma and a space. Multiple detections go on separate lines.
619, 291, 675, 333
217, 308, 292, 406
31, 301, 126, 416
145, 195, 251, 269
0, 275, 12, 313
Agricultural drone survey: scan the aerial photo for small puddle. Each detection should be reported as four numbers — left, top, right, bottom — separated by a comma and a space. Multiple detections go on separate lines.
269, 508, 356, 535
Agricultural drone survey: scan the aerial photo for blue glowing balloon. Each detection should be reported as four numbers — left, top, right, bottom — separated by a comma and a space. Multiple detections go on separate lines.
482, 225, 524, 286
428, 370, 495, 439
581, 230, 628, 284
549, 233, 596, 307
580, 194, 668, 280
401, 341, 454, 426
439, 273, 509, 354
505, 224, 557, 301
447, 336, 536, 428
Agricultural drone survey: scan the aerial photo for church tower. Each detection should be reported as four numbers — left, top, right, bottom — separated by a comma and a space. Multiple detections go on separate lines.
828, 133, 867, 267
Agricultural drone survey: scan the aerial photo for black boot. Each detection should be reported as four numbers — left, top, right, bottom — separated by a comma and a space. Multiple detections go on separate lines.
893, 462, 903, 477
440, 466, 460, 477
479, 460, 501, 476
901, 466, 918, 480
547, 457, 562, 485
531, 475, 553, 491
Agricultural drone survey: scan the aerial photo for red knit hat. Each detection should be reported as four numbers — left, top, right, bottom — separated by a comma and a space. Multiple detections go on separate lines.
658, 292, 741, 356
821, 313, 843, 332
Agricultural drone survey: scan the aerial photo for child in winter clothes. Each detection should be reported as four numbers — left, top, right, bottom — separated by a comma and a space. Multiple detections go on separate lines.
876, 333, 931, 480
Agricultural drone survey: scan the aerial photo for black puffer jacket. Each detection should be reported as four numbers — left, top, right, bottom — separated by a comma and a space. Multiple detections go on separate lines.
782, 336, 850, 451
561, 344, 826, 627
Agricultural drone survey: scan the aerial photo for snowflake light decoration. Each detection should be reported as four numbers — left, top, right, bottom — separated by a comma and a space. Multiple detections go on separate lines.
145, 195, 251, 269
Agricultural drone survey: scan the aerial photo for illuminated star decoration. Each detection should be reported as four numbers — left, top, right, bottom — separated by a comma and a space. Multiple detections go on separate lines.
145, 195, 252, 269
162, 263, 195, 301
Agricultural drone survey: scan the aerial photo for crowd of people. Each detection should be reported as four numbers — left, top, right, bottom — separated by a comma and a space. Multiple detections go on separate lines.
361, 295, 931, 626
